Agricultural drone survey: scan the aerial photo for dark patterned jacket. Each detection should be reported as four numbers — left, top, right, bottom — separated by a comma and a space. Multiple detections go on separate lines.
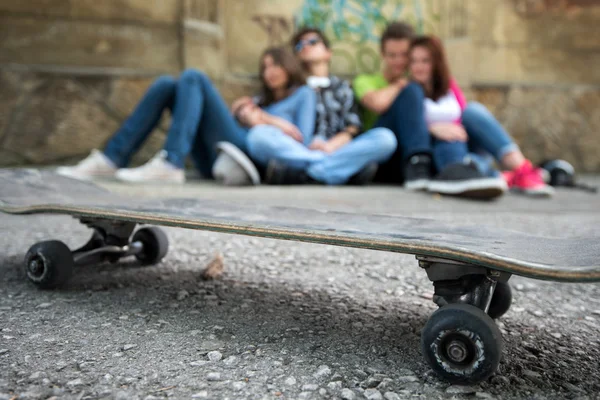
309, 75, 363, 141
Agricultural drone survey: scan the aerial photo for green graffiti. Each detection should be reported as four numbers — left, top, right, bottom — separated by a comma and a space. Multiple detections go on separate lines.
294, 0, 437, 73
294, 0, 431, 43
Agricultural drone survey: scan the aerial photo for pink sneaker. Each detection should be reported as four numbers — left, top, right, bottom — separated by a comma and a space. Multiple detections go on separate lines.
507, 160, 554, 197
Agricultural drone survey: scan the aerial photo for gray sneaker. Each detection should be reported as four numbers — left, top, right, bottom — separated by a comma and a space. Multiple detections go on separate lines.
427, 162, 507, 200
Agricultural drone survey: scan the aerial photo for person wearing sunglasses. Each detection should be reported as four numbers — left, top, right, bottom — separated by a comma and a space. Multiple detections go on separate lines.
246, 27, 397, 185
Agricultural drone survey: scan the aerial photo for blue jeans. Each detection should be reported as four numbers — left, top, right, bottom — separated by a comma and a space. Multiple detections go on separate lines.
462, 101, 519, 162
104, 69, 248, 178
373, 82, 470, 182
247, 126, 397, 185
434, 101, 519, 177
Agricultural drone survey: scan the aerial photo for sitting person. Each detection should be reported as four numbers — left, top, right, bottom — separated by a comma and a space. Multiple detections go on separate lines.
56, 47, 315, 184
245, 27, 398, 185
353, 22, 504, 199
408, 35, 553, 197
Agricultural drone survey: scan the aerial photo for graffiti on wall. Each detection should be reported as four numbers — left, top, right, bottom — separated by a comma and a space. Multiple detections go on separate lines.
251, 0, 469, 74
291, 0, 439, 74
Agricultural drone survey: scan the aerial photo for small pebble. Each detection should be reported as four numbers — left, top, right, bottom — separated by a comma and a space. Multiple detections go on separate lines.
207, 372, 221, 381
207, 351, 222, 362
446, 385, 478, 394
122, 344, 137, 351
328, 381, 342, 391
341, 388, 356, 400
384, 393, 401, 400
523, 370, 542, 379
190, 360, 208, 367
302, 384, 319, 391
191, 391, 208, 398
66, 378, 84, 387
177, 290, 190, 301
37, 303, 52, 309
397, 375, 418, 383
364, 388, 383, 400
314, 365, 332, 380
285, 376, 297, 386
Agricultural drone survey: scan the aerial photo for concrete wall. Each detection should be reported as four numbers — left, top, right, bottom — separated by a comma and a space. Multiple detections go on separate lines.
1, 0, 599, 171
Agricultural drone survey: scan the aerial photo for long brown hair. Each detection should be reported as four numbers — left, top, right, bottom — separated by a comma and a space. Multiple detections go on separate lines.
410, 35, 451, 101
258, 46, 306, 107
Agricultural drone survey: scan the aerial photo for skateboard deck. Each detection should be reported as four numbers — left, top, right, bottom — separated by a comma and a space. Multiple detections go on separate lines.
1, 169, 599, 282
1, 168, 599, 385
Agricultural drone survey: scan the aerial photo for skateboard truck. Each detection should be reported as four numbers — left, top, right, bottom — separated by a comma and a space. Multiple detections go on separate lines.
23, 218, 169, 290
416, 256, 513, 384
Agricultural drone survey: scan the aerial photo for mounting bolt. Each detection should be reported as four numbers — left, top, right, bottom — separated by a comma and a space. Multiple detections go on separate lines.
446, 340, 468, 363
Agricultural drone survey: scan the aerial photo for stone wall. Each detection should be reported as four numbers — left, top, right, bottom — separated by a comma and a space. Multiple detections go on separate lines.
1, 0, 599, 171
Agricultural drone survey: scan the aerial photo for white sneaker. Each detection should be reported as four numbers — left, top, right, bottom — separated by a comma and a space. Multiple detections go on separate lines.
115, 150, 185, 184
56, 149, 117, 180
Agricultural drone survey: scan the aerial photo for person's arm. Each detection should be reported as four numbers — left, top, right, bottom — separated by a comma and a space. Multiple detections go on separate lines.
261, 114, 303, 142
231, 96, 253, 115
293, 86, 317, 146
354, 75, 407, 114
429, 122, 467, 142
256, 87, 316, 143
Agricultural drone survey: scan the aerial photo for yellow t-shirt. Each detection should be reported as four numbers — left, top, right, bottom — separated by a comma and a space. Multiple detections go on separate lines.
352, 73, 390, 131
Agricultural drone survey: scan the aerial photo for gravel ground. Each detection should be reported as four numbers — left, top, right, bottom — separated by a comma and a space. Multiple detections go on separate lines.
1, 179, 600, 400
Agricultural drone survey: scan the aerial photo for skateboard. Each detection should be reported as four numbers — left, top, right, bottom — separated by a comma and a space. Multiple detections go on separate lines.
1, 168, 599, 385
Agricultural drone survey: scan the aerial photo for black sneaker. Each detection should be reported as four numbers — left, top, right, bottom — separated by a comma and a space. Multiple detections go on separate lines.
347, 163, 379, 186
427, 161, 507, 199
404, 154, 432, 190
265, 160, 310, 185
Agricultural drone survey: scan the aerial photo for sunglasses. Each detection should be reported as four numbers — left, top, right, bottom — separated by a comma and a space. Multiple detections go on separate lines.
294, 37, 322, 53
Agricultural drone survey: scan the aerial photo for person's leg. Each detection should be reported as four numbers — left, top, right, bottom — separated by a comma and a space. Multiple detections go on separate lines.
247, 125, 327, 185
374, 83, 432, 187
167, 69, 249, 177
462, 101, 553, 196
306, 128, 397, 185
247, 125, 325, 169
375, 82, 431, 160
56, 76, 177, 180
461, 102, 522, 169
116, 69, 249, 182
104, 76, 178, 167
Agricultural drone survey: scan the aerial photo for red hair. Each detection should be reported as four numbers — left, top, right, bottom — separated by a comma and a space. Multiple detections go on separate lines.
410, 35, 451, 101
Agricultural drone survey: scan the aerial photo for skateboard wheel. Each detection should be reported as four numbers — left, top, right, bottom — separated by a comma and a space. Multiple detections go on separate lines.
131, 227, 169, 265
24, 240, 74, 289
421, 303, 502, 384
488, 282, 512, 319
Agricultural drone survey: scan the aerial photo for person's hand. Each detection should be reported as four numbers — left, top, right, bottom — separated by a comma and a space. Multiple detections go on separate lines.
430, 122, 468, 142
277, 120, 303, 142
309, 139, 327, 152
395, 78, 409, 90
237, 103, 263, 127
311, 136, 350, 154
231, 96, 253, 115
